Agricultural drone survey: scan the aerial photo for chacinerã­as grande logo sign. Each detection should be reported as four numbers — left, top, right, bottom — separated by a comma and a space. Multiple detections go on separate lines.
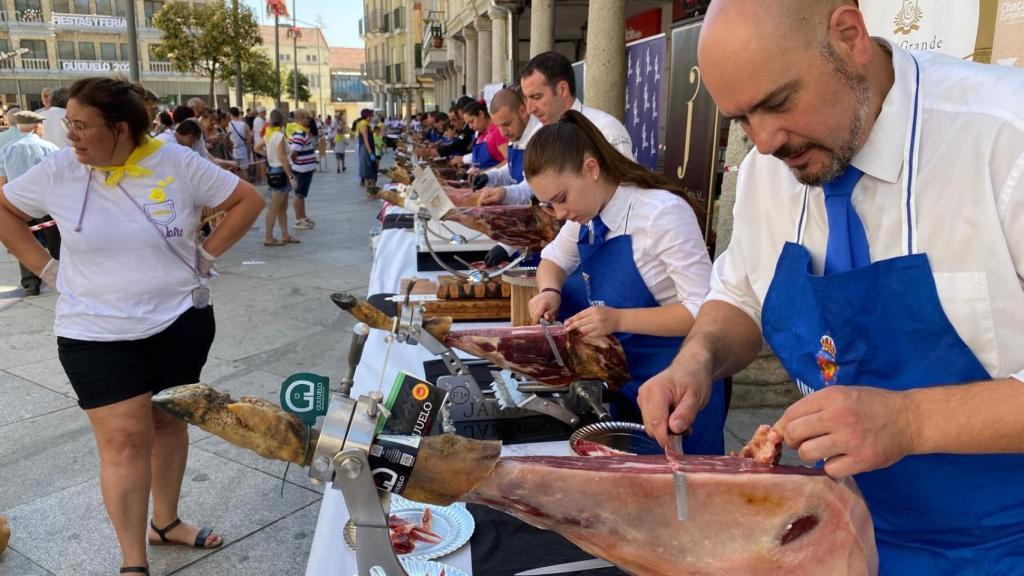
893, 0, 924, 35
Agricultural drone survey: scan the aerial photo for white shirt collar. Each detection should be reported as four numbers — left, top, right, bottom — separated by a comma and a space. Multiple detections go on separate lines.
571, 99, 584, 113
596, 184, 636, 232
849, 40, 914, 185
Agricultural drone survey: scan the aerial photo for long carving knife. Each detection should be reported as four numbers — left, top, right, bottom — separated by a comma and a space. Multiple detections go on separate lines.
538, 318, 566, 367
665, 431, 690, 521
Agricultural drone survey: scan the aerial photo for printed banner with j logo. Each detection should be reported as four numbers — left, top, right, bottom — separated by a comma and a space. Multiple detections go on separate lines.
625, 34, 666, 171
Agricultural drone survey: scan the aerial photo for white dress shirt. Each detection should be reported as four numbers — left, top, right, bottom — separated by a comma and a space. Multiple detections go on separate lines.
541, 184, 712, 317
707, 42, 1024, 379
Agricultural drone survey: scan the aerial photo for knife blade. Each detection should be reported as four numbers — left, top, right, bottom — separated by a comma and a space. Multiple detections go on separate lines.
538, 318, 566, 367
514, 558, 616, 575
665, 431, 690, 521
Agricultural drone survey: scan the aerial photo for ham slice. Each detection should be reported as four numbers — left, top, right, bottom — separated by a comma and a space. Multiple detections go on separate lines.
732, 423, 782, 465
443, 324, 629, 389
331, 294, 630, 389
442, 205, 561, 251
464, 455, 877, 576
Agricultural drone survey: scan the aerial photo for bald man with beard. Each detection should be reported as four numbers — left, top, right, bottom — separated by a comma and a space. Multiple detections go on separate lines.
638, 1, 1024, 572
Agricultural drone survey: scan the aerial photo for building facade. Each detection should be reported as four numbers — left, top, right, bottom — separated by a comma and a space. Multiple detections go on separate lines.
251, 24, 331, 117
0, 0, 228, 110
329, 45, 372, 123
359, 0, 433, 119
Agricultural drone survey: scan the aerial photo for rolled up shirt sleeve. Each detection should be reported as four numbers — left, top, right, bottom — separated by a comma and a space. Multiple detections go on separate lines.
704, 163, 765, 331
646, 200, 712, 317
2, 153, 57, 219
485, 165, 513, 187
502, 181, 534, 205
540, 221, 582, 276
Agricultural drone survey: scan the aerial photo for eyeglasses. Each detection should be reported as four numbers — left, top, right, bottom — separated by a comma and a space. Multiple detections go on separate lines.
62, 118, 96, 135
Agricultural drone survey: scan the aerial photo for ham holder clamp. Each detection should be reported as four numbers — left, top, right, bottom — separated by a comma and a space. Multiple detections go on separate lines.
331, 292, 622, 428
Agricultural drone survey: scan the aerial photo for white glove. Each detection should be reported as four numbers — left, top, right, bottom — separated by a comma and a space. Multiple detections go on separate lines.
40, 258, 59, 288
197, 244, 216, 278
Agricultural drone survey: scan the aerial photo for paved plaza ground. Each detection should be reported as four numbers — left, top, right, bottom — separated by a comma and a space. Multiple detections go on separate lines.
0, 156, 787, 575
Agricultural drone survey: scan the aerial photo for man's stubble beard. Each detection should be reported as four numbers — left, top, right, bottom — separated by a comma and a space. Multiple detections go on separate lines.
790, 43, 871, 187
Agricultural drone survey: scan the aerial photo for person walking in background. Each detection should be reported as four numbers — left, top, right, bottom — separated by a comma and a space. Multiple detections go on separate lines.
227, 107, 252, 182
334, 112, 348, 173
38, 86, 70, 149
251, 106, 268, 184
254, 109, 300, 246
0, 111, 60, 296
35, 87, 52, 112
288, 109, 318, 229
0, 77, 264, 576
356, 108, 376, 189
318, 115, 332, 172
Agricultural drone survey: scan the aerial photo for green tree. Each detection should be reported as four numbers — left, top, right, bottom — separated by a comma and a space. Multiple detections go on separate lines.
153, 2, 261, 104
284, 69, 311, 104
222, 50, 279, 108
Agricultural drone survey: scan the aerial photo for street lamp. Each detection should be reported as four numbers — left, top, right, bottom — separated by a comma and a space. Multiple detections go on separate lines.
0, 48, 31, 109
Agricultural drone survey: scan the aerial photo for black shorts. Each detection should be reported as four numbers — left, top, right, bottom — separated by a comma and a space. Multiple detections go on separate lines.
58, 306, 216, 410
293, 171, 314, 198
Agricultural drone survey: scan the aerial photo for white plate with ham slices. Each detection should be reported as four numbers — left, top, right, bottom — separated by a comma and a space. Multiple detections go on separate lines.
345, 495, 475, 561
389, 495, 475, 561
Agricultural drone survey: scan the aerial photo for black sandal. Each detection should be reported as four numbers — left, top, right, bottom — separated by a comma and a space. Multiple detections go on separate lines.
119, 567, 149, 574
149, 518, 223, 549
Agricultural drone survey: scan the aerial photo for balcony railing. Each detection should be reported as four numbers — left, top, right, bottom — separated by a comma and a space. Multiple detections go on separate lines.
1, 9, 46, 24
21, 57, 50, 70
148, 61, 173, 73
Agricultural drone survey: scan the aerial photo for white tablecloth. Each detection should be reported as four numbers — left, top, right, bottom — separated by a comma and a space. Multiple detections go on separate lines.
306, 221, 568, 576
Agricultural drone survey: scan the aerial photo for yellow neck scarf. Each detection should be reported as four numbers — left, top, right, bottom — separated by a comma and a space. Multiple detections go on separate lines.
93, 137, 164, 186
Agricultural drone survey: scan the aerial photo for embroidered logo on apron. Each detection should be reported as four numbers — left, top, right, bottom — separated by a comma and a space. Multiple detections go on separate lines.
816, 334, 839, 386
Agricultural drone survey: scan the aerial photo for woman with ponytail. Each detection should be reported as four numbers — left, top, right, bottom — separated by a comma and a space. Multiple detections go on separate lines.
525, 110, 726, 455
460, 99, 508, 171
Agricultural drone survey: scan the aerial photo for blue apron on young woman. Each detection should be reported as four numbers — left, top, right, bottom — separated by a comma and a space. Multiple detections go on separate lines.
470, 137, 502, 170
761, 54, 1024, 575
558, 204, 726, 456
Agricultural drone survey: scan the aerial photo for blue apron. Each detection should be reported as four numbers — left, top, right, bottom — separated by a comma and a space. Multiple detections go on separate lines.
559, 203, 726, 455
761, 55, 1024, 575
507, 146, 525, 184
471, 138, 501, 170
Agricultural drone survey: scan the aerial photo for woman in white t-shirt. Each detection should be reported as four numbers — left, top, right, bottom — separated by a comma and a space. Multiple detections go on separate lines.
253, 109, 299, 246
0, 78, 264, 576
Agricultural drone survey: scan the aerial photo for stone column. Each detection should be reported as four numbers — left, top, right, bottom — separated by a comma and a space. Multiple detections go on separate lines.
464, 26, 479, 98
418, 89, 426, 113
584, 0, 626, 122
476, 16, 493, 94
529, 0, 555, 57
489, 7, 509, 84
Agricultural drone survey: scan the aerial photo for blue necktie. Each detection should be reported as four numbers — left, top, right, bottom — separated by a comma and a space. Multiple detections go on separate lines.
823, 165, 869, 274
589, 215, 609, 247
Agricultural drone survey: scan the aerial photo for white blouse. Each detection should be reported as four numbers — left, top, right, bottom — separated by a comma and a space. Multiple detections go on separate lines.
540, 184, 712, 317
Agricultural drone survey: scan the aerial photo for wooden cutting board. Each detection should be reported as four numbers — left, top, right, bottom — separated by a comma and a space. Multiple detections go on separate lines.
397, 298, 511, 321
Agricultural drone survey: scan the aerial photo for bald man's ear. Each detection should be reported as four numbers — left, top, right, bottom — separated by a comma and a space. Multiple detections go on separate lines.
830, 5, 872, 66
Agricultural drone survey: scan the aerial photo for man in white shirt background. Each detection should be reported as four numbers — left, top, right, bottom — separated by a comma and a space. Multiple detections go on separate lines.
478, 51, 634, 207
38, 86, 70, 149
35, 87, 51, 112
638, 1, 1024, 573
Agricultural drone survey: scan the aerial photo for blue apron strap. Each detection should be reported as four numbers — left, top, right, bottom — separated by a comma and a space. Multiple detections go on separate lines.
902, 53, 923, 256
